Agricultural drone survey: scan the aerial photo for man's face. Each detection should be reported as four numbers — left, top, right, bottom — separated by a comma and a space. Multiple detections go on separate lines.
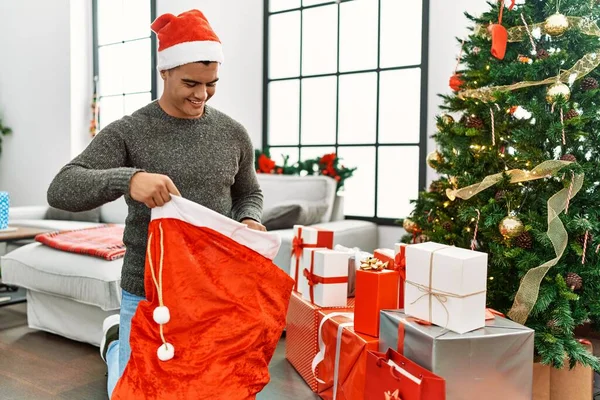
161, 62, 219, 118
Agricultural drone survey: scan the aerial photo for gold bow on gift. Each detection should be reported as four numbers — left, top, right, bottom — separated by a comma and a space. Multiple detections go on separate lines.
359, 257, 388, 271
384, 389, 402, 400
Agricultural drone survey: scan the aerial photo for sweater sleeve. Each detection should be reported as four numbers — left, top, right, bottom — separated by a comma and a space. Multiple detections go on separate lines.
231, 128, 263, 223
47, 120, 143, 212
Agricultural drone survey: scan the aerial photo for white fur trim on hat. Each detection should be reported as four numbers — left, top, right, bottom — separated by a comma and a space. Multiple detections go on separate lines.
157, 40, 224, 71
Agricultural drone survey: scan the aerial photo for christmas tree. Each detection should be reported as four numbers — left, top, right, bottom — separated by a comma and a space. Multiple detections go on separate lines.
403, 0, 600, 369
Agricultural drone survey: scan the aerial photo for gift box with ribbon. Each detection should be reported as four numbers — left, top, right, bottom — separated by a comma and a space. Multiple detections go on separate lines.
285, 292, 354, 392
379, 310, 534, 400
0, 192, 9, 230
290, 225, 334, 294
311, 312, 379, 400
355, 260, 399, 337
334, 244, 373, 298
405, 242, 488, 334
301, 249, 350, 307
532, 339, 594, 400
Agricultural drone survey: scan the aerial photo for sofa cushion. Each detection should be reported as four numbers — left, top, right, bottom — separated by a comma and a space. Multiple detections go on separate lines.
45, 207, 101, 223
1, 242, 122, 311
8, 219, 103, 232
262, 201, 328, 231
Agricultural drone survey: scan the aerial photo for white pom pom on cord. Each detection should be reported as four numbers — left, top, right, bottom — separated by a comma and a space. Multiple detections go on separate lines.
153, 306, 171, 324
157, 343, 175, 361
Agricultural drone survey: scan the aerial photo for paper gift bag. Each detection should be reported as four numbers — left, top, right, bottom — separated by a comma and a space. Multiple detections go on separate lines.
355, 269, 399, 337
285, 292, 354, 392
312, 312, 379, 400
364, 349, 446, 400
405, 242, 488, 334
550, 339, 594, 400
532, 362, 551, 400
290, 225, 334, 293
302, 249, 350, 307
379, 310, 534, 400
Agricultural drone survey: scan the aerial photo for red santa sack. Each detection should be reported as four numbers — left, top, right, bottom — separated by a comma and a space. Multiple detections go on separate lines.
112, 196, 294, 399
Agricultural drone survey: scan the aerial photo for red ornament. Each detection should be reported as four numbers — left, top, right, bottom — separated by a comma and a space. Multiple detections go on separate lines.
449, 73, 464, 91
489, 2, 508, 60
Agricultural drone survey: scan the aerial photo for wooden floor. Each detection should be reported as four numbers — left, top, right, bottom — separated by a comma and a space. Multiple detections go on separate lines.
0, 303, 318, 400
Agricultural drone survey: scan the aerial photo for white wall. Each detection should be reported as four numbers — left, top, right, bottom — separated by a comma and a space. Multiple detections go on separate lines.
156, 0, 264, 146
380, 0, 490, 248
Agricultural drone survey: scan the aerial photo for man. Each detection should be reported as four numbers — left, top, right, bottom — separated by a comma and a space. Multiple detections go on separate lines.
47, 9, 265, 397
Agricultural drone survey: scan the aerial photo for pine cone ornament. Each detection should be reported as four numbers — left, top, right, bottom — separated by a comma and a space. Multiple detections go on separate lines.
566, 272, 583, 291
494, 190, 506, 202
581, 77, 599, 91
563, 109, 579, 121
442, 221, 453, 232
466, 115, 484, 129
536, 48, 550, 60
560, 154, 577, 162
577, 233, 593, 247
516, 231, 533, 249
429, 180, 444, 193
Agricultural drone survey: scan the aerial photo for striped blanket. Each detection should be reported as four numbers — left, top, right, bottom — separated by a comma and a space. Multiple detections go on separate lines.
35, 224, 126, 261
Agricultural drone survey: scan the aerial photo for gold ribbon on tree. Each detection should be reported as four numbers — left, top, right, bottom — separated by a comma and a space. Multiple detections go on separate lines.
462, 18, 600, 102
446, 160, 585, 324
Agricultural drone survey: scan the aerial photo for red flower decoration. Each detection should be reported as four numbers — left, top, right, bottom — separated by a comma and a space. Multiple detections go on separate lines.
258, 154, 276, 173
320, 153, 337, 165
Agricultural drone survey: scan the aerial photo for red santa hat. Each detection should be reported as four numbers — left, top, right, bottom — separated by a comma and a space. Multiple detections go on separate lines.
151, 9, 224, 71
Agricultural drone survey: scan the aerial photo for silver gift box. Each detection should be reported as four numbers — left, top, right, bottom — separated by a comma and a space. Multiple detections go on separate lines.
379, 310, 534, 400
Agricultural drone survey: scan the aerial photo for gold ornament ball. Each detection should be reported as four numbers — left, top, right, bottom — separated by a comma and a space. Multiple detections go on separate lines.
546, 82, 571, 104
499, 216, 524, 238
544, 13, 569, 37
436, 114, 455, 130
403, 218, 421, 234
426, 150, 443, 169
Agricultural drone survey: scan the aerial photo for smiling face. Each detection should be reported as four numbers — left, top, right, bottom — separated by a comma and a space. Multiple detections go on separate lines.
159, 62, 219, 119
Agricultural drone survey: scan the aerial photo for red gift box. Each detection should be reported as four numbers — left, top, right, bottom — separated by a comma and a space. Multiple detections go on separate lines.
285, 292, 354, 392
313, 312, 379, 400
375, 247, 405, 308
365, 349, 446, 400
355, 269, 399, 337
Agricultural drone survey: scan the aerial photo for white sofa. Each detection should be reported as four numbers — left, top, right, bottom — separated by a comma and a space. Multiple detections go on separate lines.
1, 175, 378, 345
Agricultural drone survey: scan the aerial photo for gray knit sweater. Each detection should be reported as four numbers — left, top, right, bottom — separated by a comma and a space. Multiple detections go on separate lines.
47, 101, 263, 297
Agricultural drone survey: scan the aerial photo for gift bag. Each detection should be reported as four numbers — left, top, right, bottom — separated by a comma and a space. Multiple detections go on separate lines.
112, 196, 294, 400
365, 349, 445, 400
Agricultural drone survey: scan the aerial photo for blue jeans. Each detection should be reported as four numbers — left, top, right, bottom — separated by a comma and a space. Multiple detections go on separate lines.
106, 290, 145, 399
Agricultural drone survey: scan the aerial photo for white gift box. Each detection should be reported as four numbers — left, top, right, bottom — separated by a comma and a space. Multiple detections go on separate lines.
289, 225, 334, 294
299, 246, 330, 301
405, 242, 488, 334
300, 249, 350, 307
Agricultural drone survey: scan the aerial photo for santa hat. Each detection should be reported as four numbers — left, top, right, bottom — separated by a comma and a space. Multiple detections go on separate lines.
151, 10, 224, 71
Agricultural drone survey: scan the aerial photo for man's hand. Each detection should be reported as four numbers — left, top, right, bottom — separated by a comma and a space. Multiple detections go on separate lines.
241, 218, 267, 232
130, 172, 181, 208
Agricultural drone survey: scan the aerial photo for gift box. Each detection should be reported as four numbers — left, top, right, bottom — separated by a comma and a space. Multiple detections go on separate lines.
334, 245, 372, 297
301, 249, 350, 307
0, 191, 9, 230
405, 242, 488, 333
312, 312, 379, 399
533, 339, 594, 400
290, 225, 334, 293
379, 310, 534, 400
285, 292, 354, 392
364, 348, 446, 400
355, 269, 399, 337
299, 246, 329, 299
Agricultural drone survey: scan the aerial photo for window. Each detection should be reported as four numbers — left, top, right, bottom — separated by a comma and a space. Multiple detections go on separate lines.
264, 0, 429, 225
93, 0, 157, 129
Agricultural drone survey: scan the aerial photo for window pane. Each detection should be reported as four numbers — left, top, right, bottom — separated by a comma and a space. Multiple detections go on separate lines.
380, 0, 422, 67
339, 0, 378, 72
270, 0, 300, 12
269, 12, 301, 79
97, 0, 123, 45
124, 92, 151, 115
338, 72, 377, 144
268, 80, 300, 146
99, 96, 124, 129
300, 146, 336, 162
122, 38, 152, 93
302, 5, 338, 76
122, 0, 151, 41
99, 44, 124, 96
301, 76, 337, 145
378, 146, 420, 218
337, 146, 375, 217
269, 147, 299, 167
302, 0, 332, 6
379, 68, 421, 143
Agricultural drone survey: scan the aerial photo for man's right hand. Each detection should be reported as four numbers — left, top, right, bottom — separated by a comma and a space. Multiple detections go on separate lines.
129, 172, 181, 208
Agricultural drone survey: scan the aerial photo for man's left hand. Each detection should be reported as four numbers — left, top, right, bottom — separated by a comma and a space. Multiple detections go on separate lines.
241, 219, 267, 232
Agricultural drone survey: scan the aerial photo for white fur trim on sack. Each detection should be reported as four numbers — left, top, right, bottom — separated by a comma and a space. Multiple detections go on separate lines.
158, 40, 224, 70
